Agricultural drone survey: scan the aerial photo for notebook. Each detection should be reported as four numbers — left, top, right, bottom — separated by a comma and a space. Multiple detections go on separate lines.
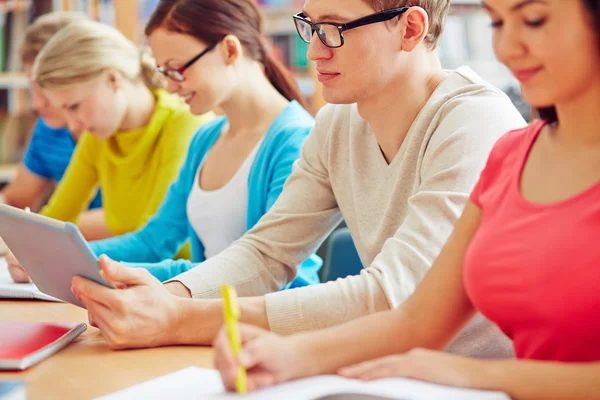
0, 257, 60, 302
0, 320, 87, 370
0, 381, 25, 400
98, 366, 510, 400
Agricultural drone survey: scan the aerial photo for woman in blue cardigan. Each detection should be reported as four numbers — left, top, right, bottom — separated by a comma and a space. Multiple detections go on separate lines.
86, 0, 321, 288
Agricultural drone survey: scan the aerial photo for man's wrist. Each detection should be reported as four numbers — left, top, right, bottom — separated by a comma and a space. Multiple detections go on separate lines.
169, 297, 224, 345
164, 280, 192, 298
240, 296, 270, 330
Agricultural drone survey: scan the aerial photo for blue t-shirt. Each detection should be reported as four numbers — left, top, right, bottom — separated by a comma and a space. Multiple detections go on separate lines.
22, 119, 102, 209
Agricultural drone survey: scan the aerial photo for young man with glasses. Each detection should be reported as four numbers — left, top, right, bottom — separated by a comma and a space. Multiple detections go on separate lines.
72, 0, 526, 355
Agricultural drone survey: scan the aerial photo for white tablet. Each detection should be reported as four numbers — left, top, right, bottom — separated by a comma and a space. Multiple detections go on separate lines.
0, 204, 113, 308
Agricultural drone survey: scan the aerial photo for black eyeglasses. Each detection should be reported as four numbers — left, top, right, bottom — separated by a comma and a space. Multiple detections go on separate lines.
155, 42, 218, 82
293, 7, 410, 49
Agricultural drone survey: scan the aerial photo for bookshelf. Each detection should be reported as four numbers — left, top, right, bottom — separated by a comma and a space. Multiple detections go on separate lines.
0, 0, 31, 12
0, 72, 26, 89
0, 162, 16, 183
257, 0, 500, 114
0, 0, 146, 165
0, 0, 514, 120
260, 0, 528, 119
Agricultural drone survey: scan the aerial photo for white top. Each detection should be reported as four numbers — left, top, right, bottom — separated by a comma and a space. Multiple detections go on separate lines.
186, 139, 262, 259
173, 67, 527, 357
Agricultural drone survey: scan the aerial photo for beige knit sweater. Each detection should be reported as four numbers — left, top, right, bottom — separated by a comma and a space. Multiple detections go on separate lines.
173, 67, 527, 357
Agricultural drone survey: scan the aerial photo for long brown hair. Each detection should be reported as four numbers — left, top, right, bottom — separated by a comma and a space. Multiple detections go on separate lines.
537, 0, 599, 123
146, 0, 307, 109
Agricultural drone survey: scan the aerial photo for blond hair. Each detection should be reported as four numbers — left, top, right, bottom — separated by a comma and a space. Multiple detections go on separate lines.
362, 0, 450, 50
20, 11, 88, 65
33, 20, 164, 91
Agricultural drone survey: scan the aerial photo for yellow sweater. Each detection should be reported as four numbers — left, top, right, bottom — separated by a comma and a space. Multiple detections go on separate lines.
41, 89, 213, 238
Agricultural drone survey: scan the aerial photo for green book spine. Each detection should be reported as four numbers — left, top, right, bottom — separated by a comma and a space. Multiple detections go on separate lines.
291, 34, 309, 70
0, 13, 6, 72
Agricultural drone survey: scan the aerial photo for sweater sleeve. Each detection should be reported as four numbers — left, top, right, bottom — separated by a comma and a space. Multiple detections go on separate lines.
40, 134, 99, 222
169, 105, 343, 296
262, 94, 526, 335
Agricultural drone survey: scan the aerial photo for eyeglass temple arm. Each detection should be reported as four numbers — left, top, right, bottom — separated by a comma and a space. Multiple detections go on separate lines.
341, 7, 410, 31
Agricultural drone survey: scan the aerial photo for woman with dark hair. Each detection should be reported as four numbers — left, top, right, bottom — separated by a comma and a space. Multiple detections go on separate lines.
81, 0, 322, 286
210, 0, 600, 397
10, 0, 321, 286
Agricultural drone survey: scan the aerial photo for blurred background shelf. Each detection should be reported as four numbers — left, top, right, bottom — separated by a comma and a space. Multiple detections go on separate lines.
0, 0, 529, 166
0, 72, 27, 88
0, 0, 32, 13
0, 162, 16, 183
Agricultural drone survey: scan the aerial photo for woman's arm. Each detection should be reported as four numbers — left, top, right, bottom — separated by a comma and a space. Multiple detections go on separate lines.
0, 164, 52, 209
341, 349, 600, 400
213, 201, 482, 390
477, 359, 600, 400
78, 208, 112, 240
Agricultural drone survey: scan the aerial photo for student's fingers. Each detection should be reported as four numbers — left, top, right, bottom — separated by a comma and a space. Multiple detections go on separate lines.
247, 371, 276, 392
79, 293, 135, 350
72, 275, 123, 310
78, 293, 113, 332
6, 251, 31, 283
98, 255, 156, 287
0, 237, 8, 256
79, 291, 99, 328
238, 323, 270, 346
338, 355, 407, 380
214, 327, 241, 391
238, 335, 276, 372
8, 263, 30, 283
5, 250, 18, 265
214, 324, 273, 392
215, 323, 271, 370
339, 358, 384, 378
213, 327, 238, 370
88, 312, 98, 328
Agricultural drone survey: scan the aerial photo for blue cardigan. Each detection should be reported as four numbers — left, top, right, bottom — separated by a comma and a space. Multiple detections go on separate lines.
90, 101, 322, 288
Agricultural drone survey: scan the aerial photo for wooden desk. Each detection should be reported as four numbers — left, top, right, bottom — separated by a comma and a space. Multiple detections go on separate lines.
0, 300, 214, 399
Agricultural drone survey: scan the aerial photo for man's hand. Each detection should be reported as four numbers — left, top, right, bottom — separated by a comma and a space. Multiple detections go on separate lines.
71, 255, 183, 349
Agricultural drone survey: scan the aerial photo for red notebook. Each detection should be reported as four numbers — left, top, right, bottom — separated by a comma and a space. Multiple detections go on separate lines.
0, 321, 87, 370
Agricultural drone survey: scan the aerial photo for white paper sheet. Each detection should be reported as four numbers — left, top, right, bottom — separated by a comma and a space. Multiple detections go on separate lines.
97, 366, 510, 400
0, 257, 60, 302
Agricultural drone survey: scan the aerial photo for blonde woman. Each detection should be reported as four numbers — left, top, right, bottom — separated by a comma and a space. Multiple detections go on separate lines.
27, 19, 212, 243
4, 19, 213, 282
0, 12, 102, 222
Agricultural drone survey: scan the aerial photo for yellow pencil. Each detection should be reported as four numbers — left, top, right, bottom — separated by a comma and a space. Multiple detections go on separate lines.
221, 284, 248, 395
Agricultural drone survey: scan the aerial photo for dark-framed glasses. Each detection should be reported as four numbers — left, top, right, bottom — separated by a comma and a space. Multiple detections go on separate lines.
293, 7, 410, 49
155, 42, 218, 82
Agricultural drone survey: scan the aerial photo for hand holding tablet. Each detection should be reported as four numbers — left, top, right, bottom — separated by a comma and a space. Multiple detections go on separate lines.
0, 204, 114, 308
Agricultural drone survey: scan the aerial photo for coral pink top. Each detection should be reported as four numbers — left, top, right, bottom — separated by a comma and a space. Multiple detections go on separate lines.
464, 121, 600, 362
